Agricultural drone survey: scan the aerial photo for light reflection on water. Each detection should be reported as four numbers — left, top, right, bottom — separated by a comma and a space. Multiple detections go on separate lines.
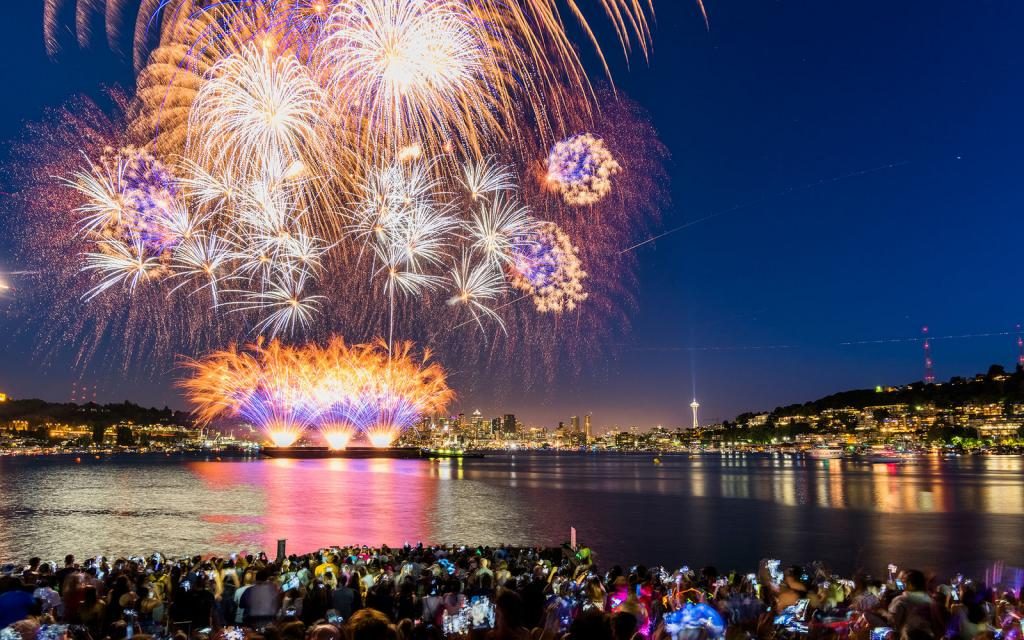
1, 452, 1022, 575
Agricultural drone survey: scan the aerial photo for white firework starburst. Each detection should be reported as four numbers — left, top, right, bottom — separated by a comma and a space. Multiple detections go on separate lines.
446, 251, 507, 334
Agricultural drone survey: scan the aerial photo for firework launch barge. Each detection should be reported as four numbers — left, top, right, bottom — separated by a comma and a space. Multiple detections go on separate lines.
260, 446, 484, 459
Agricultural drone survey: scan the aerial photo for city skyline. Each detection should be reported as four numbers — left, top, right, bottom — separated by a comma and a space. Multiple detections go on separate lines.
1, 3, 1023, 429
8, 354, 1024, 438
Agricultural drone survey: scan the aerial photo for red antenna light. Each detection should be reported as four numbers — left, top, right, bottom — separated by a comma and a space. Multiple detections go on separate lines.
922, 325, 935, 384
1016, 324, 1024, 368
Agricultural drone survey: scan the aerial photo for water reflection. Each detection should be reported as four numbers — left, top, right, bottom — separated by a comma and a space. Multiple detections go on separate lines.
187, 458, 439, 552
1, 453, 1023, 575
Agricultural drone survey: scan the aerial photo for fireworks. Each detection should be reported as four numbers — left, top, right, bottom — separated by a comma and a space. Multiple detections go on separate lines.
461, 159, 516, 201
188, 46, 326, 177
68, 147, 185, 253
467, 196, 536, 267
447, 251, 508, 334
509, 222, 588, 313
180, 340, 312, 447
317, 0, 491, 156
21, 0, 673, 403
545, 134, 622, 206
62, 143, 333, 335
48, 0, 659, 144
181, 337, 454, 448
81, 236, 165, 300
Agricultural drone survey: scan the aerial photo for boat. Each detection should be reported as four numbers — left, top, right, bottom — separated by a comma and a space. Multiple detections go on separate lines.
262, 446, 419, 459
806, 447, 844, 459
260, 446, 485, 459
422, 448, 485, 459
860, 449, 919, 464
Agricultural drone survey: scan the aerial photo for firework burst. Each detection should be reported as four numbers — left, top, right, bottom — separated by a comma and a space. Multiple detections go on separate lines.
545, 134, 622, 206
466, 195, 537, 267
509, 222, 588, 314
68, 147, 185, 252
447, 251, 508, 335
189, 46, 326, 177
317, 0, 492, 158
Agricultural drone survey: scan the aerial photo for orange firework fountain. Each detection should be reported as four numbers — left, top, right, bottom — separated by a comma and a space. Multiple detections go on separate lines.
180, 339, 312, 447
181, 337, 454, 449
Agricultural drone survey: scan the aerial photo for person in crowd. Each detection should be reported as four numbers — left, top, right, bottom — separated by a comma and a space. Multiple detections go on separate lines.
75, 586, 106, 636
394, 578, 419, 622
239, 569, 280, 629
332, 573, 360, 622
347, 608, 396, 640
53, 556, 76, 597
946, 580, 995, 639
0, 579, 34, 629
31, 577, 62, 619
887, 569, 942, 639
610, 611, 638, 640
489, 591, 531, 640
234, 569, 256, 626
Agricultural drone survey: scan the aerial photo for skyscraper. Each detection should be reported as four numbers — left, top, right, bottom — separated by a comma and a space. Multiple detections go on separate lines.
583, 414, 592, 443
690, 399, 700, 429
570, 415, 580, 433
471, 409, 485, 439
502, 414, 516, 436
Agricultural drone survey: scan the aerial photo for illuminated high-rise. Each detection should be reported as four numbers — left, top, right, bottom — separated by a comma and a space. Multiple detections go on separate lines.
471, 409, 485, 439
583, 414, 592, 443
690, 399, 700, 429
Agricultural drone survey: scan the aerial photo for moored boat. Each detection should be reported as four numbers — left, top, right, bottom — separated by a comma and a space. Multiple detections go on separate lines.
260, 446, 485, 459
860, 449, 919, 464
807, 447, 845, 459
261, 446, 421, 459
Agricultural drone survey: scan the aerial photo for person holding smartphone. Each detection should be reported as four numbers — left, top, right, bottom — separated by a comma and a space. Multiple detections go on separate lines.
886, 570, 942, 640
947, 582, 996, 640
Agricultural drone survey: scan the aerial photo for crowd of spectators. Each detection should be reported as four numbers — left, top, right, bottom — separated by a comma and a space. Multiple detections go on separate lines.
0, 544, 1020, 640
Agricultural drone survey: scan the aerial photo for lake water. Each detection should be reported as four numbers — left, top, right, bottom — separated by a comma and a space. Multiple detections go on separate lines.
1, 452, 1022, 576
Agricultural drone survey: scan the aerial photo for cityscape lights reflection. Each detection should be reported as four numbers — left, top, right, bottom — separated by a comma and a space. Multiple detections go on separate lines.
1, 454, 1023, 573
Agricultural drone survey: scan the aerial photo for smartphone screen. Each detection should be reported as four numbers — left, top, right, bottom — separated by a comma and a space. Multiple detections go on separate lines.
793, 599, 809, 620
870, 627, 893, 640
468, 596, 495, 630
556, 598, 575, 632
442, 608, 469, 636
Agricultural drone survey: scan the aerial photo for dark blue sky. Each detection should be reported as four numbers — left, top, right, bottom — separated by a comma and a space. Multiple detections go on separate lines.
2, 2, 1023, 430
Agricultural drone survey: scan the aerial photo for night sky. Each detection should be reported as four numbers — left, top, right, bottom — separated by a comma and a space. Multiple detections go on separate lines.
1, 2, 1023, 431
